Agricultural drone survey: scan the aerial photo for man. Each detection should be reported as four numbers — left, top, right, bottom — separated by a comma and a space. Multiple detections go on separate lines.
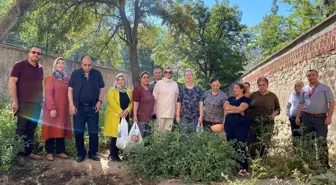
68, 56, 105, 162
286, 81, 304, 146
9, 46, 44, 165
149, 67, 162, 93
153, 67, 179, 132
296, 70, 335, 169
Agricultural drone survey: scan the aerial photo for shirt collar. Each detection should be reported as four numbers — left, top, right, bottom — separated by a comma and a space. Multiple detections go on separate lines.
25, 59, 39, 68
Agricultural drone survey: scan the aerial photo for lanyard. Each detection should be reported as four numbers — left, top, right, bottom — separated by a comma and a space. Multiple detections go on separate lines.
308, 83, 319, 99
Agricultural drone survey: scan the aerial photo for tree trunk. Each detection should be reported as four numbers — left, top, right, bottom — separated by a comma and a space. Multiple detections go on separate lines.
129, 43, 140, 86
0, 0, 34, 41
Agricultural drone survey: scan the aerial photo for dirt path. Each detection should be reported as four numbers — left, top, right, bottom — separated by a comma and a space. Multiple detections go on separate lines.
0, 153, 295, 185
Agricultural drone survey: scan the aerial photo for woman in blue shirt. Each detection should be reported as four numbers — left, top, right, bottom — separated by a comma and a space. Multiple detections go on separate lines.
224, 83, 251, 176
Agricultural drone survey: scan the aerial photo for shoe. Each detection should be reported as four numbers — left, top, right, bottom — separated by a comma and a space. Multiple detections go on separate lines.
56, 153, 69, 159
46, 154, 54, 161
27, 154, 43, 160
18, 156, 26, 166
238, 170, 249, 177
108, 155, 121, 162
89, 155, 101, 161
76, 156, 86, 163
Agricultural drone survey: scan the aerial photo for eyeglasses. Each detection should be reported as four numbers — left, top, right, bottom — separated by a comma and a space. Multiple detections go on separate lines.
30, 51, 41, 55
164, 71, 172, 74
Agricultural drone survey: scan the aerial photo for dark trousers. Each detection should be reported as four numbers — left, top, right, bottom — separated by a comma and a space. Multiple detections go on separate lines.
110, 137, 119, 158
137, 122, 151, 138
45, 138, 65, 154
301, 113, 329, 168
73, 105, 99, 157
248, 118, 274, 160
225, 118, 249, 170
16, 102, 41, 156
289, 116, 301, 147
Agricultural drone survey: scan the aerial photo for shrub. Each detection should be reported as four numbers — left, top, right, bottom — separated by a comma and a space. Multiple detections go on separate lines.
0, 97, 23, 172
124, 126, 238, 183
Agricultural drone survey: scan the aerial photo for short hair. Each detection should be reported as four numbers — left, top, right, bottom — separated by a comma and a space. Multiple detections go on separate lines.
234, 82, 246, 94
153, 67, 162, 72
307, 69, 318, 75
81, 55, 94, 62
210, 78, 220, 84
243, 82, 250, 87
294, 81, 304, 87
257, 77, 269, 85
29, 46, 41, 51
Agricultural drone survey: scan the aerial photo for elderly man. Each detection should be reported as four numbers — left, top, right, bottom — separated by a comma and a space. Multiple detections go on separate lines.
286, 81, 304, 146
149, 67, 162, 93
9, 46, 44, 165
68, 56, 105, 162
296, 70, 335, 169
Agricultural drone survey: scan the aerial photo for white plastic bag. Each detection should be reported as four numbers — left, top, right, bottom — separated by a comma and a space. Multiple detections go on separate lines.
127, 122, 143, 148
116, 118, 129, 149
196, 123, 203, 133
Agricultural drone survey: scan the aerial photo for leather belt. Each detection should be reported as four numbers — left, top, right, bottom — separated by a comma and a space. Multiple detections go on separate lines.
302, 112, 327, 118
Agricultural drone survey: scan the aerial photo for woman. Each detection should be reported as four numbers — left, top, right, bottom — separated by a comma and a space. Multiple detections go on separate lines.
176, 70, 203, 132
244, 82, 251, 98
41, 57, 72, 161
133, 72, 155, 137
248, 77, 280, 160
153, 67, 179, 132
200, 78, 227, 133
104, 73, 132, 161
224, 83, 251, 176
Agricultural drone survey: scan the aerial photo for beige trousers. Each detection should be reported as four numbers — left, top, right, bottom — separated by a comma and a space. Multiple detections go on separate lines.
156, 118, 174, 132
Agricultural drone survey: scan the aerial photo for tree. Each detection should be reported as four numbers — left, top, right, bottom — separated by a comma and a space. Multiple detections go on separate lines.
160, 1, 247, 87
0, 0, 35, 41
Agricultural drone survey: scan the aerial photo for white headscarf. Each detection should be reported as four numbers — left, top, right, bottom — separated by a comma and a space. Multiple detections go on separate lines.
52, 57, 66, 80
115, 73, 126, 93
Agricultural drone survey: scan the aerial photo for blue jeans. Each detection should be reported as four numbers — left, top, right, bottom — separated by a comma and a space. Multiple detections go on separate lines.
73, 105, 99, 157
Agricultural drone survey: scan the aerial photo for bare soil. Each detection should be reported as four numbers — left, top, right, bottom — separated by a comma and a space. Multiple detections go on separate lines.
0, 153, 295, 185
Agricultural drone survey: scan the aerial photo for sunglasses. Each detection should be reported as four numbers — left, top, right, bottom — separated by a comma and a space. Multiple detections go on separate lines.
30, 51, 42, 55
164, 71, 172, 74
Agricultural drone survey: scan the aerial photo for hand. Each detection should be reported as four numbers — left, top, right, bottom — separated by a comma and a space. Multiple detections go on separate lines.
95, 101, 102, 113
176, 115, 180, 123
198, 116, 203, 125
70, 104, 77, 115
325, 116, 332, 125
120, 110, 128, 118
295, 117, 301, 126
134, 116, 138, 122
240, 112, 245, 116
50, 110, 57, 118
11, 101, 19, 113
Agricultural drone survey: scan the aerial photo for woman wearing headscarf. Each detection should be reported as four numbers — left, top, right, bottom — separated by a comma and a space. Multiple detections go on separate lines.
200, 78, 227, 133
104, 73, 132, 161
133, 72, 155, 137
41, 57, 72, 161
176, 70, 203, 132
248, 77, 280, 160
153, 66, 179, 132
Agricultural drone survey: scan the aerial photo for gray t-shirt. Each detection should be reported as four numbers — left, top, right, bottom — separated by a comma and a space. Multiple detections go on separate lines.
201, 90, 227, 123
299, 83, 335, 114
149, 80, 158, 93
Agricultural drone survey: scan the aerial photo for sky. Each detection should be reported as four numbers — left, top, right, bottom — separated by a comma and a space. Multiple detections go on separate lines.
204, 0, 292, 27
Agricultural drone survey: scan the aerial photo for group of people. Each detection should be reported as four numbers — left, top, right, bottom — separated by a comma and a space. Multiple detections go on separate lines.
8, 46, 335, 176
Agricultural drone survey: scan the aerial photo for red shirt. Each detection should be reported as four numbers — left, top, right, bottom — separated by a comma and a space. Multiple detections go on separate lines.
132, 84, 155, 122
10, 59, 44, 102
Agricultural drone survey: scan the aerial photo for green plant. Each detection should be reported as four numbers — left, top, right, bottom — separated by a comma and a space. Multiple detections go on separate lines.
0, 102, 23, 172
124, 126, 238, 183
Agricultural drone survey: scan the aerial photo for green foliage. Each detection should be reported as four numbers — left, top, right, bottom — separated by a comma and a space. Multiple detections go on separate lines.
160, 1, 247, 87
124, 127, 238, 183
0, 0, 13, 20
0, 94, 23, 172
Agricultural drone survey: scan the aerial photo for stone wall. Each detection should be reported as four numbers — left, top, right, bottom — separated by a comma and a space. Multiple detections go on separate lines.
0, 44, 132, 100
226, 14, 336, 151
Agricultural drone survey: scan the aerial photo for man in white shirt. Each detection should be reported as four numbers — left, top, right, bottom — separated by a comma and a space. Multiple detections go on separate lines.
286, 81, 304, 146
